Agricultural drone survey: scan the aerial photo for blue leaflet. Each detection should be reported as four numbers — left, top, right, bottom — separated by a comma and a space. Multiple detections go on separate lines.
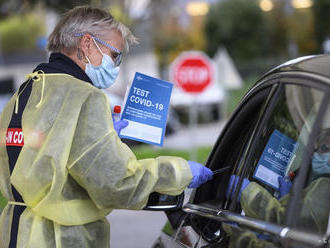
253, 129, 298, 189
119, 72, 173, 146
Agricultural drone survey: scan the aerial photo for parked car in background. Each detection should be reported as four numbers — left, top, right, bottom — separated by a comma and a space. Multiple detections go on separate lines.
149, 55, 330, 248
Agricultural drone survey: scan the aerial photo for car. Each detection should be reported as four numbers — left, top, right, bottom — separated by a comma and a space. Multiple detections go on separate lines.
146, 55, 330, 248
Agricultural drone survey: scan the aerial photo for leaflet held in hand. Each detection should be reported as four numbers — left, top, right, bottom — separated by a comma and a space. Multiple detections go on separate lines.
119, 72, 173, 146
253, 129, 299, 189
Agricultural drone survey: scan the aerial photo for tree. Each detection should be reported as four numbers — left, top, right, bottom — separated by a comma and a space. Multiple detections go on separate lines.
0, 12, 45, 53
205, 0, 271, 60
287, 7, 316, 55
150, 0, 207, 75
0, 0, 92, 16
205, 0, 319, 62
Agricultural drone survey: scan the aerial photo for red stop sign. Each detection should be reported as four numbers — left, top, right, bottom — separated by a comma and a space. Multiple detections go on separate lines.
171, 52, 213, 93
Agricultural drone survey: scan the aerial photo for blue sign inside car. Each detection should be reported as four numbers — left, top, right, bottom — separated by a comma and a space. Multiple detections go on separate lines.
253, 129, 298, 189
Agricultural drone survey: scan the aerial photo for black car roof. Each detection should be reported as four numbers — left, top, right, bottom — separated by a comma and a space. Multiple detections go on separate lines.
243, 54, 330, 105
261, 54, 330, 83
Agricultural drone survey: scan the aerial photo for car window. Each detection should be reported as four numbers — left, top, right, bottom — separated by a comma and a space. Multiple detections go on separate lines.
234, 84, 327, 233
293, 100, 330, 235
187, 81, 328, 247
189, 84, 274, 243
194, 85, 274, 206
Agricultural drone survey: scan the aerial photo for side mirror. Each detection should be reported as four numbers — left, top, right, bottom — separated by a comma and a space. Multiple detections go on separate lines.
143, 192, 184, 211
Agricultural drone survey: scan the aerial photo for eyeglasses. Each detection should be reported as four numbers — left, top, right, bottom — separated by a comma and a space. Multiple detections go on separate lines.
317, 144, 330, 153
74, 32, 123, 66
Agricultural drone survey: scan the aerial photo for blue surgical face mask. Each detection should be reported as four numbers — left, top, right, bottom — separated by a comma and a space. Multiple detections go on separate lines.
311, 152, 330, 181
85, 38, 120, 89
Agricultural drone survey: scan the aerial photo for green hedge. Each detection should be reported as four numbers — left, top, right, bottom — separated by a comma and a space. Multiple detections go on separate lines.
0, 13, 45, 53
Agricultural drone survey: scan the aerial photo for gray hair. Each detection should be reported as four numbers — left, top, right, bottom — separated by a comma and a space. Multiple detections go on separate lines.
47, 6, 138, 54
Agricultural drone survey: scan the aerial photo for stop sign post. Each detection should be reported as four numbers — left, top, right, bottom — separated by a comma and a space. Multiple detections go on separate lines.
170, 51, 215, 160
170, 51, 214, 94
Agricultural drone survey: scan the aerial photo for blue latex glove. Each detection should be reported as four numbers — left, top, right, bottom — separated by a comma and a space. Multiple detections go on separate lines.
277, 176, 292, 198
188, 161, 213, 188
226, 175, 250, 201
256, 233, 271, 241
112, 117, 129, 135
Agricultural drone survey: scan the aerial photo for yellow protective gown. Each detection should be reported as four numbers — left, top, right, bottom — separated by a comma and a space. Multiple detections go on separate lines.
222, 226, 278, 248
0, 72, 193, 248
241, 178, 330, 232
223, 177, 330, 247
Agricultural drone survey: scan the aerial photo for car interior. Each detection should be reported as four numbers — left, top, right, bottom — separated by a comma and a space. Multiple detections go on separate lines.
182, 80, 330, 247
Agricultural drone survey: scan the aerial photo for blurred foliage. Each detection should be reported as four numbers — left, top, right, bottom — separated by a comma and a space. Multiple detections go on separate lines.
313, 0, 330, 53
109, 4, 133, 27
0, 0, 131, 54
205, 0, 284, 61
0, 0, 91, 16
287, 7, 316, 55
205, 0, 317, 63
154, 18, 206, 66
38, 0, 92, 12
0, 12, 45, 53
148, 0, 322, 77
225, 75, 257, 116
150, 0, 206, 72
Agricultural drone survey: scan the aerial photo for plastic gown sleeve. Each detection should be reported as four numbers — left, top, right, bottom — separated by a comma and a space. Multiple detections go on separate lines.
240, 178, 330, 233
223, 178, 330, 248
67, 91, 192, 210
295, 177, 330, 233
240, 182, 287, 224
222, 224, 278, 248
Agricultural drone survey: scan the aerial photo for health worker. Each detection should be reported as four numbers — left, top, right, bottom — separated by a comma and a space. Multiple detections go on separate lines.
0, 6, 213, 248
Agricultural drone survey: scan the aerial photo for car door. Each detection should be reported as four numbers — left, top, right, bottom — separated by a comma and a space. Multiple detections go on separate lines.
152, 76, 276, 248
182, 72, 330, 247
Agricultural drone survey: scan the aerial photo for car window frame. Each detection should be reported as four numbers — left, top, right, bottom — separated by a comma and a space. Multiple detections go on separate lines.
187, 78, 279, 243
236, 73, 330, 235
228, 82, 284, 211
183, 203, 327, 247
196, 82, 276, 204
185, 71, 330, 247
280, 77, 330, 230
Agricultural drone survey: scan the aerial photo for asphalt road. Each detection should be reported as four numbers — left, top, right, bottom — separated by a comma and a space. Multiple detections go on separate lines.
108, 210, 167, 248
